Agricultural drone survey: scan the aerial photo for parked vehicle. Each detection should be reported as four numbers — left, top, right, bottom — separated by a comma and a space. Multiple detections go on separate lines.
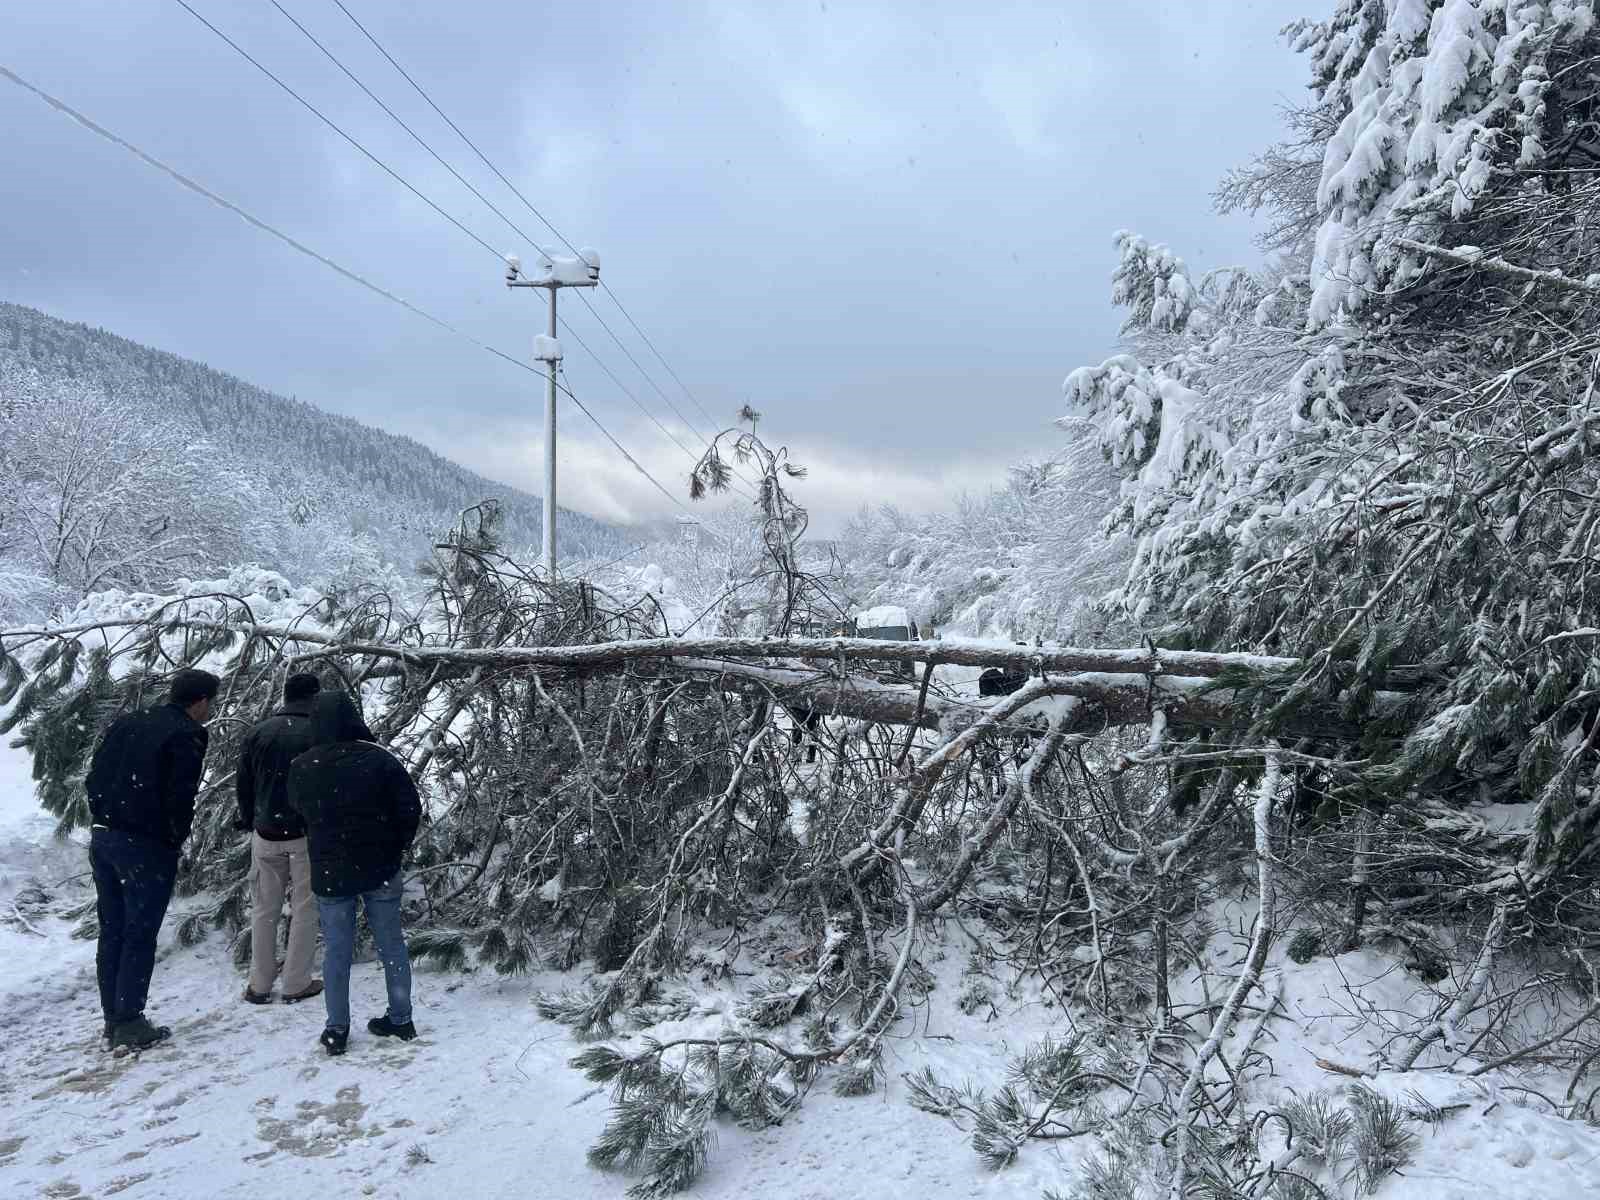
846, 605, 918, 678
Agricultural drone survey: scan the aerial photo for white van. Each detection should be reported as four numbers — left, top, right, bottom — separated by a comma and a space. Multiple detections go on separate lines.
848, 605, 919, 677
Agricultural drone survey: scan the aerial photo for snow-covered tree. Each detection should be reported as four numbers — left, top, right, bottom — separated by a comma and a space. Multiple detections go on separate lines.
1062, 0, 1600, 904
1109, 230, 1199, 335
841, 434, 1129, 643
1215, 99, 1342, 263
0, 377, 263, 609
1292, 0, 1598, 325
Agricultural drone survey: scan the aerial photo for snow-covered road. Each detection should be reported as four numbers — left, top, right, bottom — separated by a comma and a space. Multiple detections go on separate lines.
2, 733, 1598, 1200
0, 739, 1063, 1200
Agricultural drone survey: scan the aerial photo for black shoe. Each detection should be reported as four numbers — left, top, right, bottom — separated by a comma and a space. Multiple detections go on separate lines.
320, 1027, 349, 1057
111, 1016, 172, 1051
242, 987, 273, 1005
367, 1015, 417, 1041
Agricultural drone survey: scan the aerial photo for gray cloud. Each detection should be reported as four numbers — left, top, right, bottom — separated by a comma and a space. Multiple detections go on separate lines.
0, 0, 1309, 534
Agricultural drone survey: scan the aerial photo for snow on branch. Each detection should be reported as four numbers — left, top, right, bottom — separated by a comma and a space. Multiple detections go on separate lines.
1, 622, 1313, 678
1393, 237, 1600, 299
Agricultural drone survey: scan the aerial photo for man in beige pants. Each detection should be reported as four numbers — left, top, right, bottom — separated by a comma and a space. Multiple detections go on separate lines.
235, 673, 324, 1004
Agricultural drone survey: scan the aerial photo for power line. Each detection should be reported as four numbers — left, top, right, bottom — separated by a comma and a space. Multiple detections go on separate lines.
329, 0, 576, 253
266, 0, 730, 476
0, 61, 694, 517
181, 0, 716, 498
173, 0, 501, 260
573, 290, 713, 448
556, 315, 735, 485
272, 0, 710, 467
267, 0, 541, 254
326, 0, 737, 440
597, 282, 728, 433
552, 317, 755, 501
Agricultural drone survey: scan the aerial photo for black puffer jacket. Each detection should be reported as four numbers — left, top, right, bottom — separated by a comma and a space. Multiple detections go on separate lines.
288, 691, 421, 898
235, 700, 317, 839
86, 703, 209, 851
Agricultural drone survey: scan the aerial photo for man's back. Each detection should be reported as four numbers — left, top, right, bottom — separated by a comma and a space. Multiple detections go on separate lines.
87, 703, 209, 850
290, 740, 421, 897
237, 703, 317, 839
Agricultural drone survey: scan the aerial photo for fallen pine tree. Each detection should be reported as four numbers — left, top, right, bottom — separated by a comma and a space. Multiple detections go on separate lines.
2, 526, 1596, 1197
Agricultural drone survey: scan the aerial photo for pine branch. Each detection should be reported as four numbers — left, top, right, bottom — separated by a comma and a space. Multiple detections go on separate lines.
1393, 237, 1600, 299
1166, 752, 1283, 1200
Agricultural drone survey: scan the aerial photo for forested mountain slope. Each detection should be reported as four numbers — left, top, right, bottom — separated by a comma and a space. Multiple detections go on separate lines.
0, 302, 625, 588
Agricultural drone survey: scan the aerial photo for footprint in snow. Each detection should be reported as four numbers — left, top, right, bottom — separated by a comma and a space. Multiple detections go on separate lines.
147, 1131, 201, 1150
103, 1171, 154, 1195
1497, 1139, 1536, 1168
254, 1082, 370, 1159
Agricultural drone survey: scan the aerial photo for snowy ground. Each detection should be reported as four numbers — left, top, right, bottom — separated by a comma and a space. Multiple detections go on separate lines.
2, 736, 1599, 1199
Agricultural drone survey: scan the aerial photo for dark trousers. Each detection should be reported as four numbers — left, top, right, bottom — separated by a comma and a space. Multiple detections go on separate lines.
90, 827, 179, 1025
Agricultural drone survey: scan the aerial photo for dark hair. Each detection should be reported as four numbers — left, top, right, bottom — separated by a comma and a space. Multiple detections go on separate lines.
168, 668, 221, 708
309, 689, 375, 746
284, 672, 322, 703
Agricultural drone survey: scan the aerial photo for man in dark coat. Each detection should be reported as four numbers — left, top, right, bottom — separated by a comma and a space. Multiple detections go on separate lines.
288, 689, 422, 1056
235, 672, 323, 1005
86, 668, 220, 1051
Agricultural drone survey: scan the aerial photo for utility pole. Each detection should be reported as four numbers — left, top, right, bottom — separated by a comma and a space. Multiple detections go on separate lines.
505, 248, 600, 581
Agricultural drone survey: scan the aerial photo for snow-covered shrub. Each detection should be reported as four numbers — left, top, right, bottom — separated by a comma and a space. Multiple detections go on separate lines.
1344, 1084, 1421, 1194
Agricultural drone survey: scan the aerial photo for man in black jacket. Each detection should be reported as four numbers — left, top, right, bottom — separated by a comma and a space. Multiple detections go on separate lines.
86, 668, 220, 1051
235, 672, 323, 1005
288, 689, 422, 1056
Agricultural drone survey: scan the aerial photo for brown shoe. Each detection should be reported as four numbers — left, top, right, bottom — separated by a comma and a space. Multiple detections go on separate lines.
281, 980, 324, 1004
243, 987, 272, 1005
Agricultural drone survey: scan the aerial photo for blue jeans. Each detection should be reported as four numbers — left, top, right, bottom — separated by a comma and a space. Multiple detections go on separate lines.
316, 871, 412, 1032
90, 827, 179, 1026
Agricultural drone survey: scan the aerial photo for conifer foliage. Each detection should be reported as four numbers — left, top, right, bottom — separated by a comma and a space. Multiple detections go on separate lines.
1063, 0, 1600, 937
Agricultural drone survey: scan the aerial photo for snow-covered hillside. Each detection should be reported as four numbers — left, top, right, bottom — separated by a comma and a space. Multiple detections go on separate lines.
0, 301, 630, 620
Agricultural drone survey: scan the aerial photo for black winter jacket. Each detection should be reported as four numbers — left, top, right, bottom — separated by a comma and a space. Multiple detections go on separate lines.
288, 742, 421, 897
235, 701, 317, 839
86, 703, 209, 851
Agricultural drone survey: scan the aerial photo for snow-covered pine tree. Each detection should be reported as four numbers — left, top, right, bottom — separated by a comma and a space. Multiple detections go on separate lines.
1292, 0, 1598, 326
1063, 0, 1600, 938
1109, 231, 1200, 335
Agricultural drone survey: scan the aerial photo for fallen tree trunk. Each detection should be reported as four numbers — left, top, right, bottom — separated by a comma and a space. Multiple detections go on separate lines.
681, 659, 1406, 740
3, 616, 1412, 738
5, 620, 1428, 685
308, 633, 1417, 686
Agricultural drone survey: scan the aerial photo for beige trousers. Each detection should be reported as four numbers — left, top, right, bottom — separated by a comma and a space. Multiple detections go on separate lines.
248, 833, 317, 995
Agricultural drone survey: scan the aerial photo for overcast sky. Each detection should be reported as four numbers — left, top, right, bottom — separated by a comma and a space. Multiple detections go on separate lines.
2, 1, 1310, 534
